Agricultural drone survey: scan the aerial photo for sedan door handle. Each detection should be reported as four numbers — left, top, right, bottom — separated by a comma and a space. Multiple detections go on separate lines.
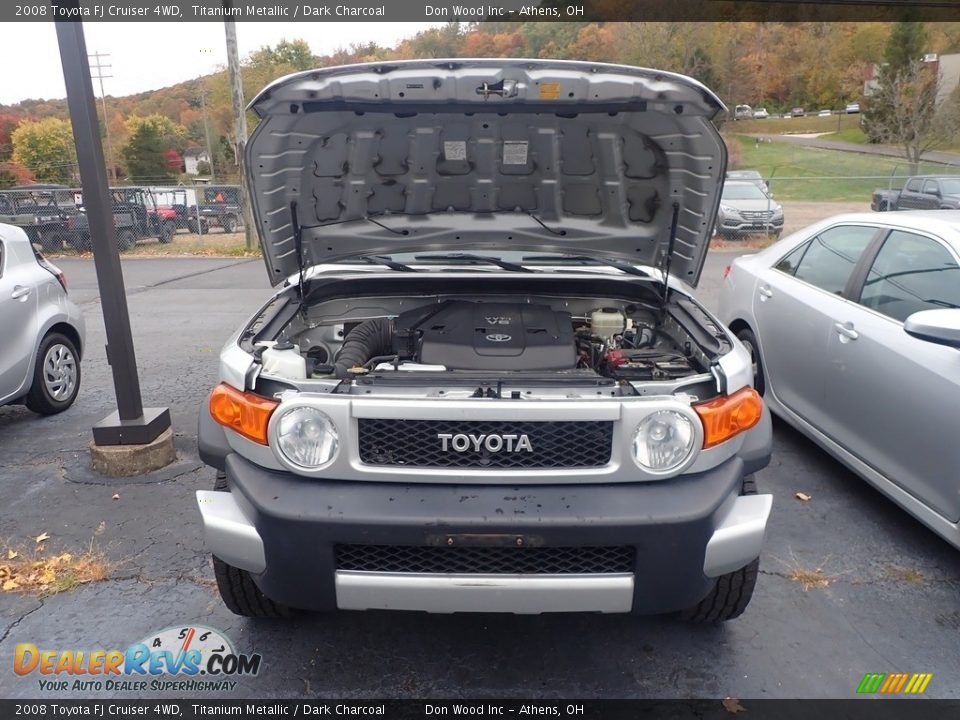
11, 285, 31, 300
834, 322, 859, 341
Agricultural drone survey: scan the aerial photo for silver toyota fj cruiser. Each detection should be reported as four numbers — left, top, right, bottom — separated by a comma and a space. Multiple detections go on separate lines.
196, 59, 773, 621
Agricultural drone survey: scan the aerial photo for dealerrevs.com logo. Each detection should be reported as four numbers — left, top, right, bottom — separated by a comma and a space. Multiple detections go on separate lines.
14, 625, 261, 693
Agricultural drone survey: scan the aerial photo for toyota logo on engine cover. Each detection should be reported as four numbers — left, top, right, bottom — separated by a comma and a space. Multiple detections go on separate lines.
485, 334, 512, 342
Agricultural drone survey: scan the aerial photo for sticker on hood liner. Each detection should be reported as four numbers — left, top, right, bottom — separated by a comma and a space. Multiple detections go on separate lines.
502, 141, 528, 165
443, 141, 467, 161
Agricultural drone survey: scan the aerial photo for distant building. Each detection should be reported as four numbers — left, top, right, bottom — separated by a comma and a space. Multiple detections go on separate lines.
864, 53, 960, 106
935, 53, 960, 105
184, 150, 211, 176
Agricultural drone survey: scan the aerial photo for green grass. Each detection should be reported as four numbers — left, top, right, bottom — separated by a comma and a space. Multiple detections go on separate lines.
731, 114, 861, 136
732, 135, 957, 201
830, 127, 869, 144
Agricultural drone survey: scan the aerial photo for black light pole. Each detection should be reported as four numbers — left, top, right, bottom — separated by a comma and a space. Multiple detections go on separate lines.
54, 11, 171, 446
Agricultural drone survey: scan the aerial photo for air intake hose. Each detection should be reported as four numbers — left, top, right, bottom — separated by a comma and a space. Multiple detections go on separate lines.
333, 318, 395, 379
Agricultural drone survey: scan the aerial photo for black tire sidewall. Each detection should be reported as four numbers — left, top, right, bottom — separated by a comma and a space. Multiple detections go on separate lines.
736, 327, 766, 397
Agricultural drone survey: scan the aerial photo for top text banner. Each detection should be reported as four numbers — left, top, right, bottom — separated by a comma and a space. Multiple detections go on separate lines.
14, 0, 960, 23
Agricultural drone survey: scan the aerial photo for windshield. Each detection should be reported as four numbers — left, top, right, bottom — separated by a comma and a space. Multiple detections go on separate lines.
723, 184, 769, 201
939, 179, 960, 195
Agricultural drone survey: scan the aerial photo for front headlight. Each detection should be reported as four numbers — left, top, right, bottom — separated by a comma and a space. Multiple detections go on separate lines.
772, 205, 784, 217
719, 204, 739, 216
632, 410, 696, 474
275, 407, 338, 469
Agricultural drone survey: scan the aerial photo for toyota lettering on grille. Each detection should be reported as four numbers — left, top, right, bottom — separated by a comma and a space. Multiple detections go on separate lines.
438, 433, 534, 453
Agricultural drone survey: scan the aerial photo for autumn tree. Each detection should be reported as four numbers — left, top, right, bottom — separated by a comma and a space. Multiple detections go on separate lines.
865, 60, 959, 173
861, 21, 951, 172
121, 114, 186, 183
11, 117, 77, 184
248, 39, 316, 71
0, 113, 21, 161
0, 161, 34, 188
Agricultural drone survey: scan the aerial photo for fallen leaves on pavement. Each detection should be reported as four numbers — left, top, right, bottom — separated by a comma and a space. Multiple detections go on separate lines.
34, 532, 50, 545
795, 492, 812, 502
0, 544, 109, 596
789, 566, 832, 591
722, 698, 746, 714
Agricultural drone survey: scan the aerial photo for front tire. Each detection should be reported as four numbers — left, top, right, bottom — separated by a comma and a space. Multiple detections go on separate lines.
220, 214, 237, 234
25, 332, 81, 415
679, 476, 760, 623
735, 327, 766, 397
211, 472, 295, 618
118, 229, 136, 251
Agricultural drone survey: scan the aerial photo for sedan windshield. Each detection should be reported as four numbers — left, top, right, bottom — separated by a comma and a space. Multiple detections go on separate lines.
723, 184, 769, 201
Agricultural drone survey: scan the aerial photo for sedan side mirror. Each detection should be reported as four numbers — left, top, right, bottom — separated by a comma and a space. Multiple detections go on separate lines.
904, 308, 960, 348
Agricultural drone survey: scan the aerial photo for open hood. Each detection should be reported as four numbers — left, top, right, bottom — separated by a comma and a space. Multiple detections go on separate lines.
246, 59, 727, 287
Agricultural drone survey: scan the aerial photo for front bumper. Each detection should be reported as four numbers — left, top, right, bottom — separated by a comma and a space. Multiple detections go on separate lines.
718, 214, 784, 234
196, 437, 772, 614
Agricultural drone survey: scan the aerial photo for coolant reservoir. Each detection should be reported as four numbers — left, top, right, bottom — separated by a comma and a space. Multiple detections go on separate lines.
591, 308, 626, 340
260, 341, 307, 380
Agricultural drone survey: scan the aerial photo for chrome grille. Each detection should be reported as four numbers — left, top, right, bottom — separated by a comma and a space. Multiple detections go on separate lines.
335, 544, 635, 574
357, 419, 613, 468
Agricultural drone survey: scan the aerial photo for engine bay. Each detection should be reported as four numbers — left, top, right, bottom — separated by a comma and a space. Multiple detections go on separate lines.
253, 288, 715, 394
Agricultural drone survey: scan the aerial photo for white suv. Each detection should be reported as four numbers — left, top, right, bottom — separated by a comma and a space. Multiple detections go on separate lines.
196, 60, 773, 621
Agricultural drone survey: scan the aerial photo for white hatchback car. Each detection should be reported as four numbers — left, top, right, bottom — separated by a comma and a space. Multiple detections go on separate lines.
0, 223, 85, 414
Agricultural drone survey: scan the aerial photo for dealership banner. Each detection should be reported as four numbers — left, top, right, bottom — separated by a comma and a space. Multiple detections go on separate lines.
3, 701, 960, 718
4, 0, 957, 23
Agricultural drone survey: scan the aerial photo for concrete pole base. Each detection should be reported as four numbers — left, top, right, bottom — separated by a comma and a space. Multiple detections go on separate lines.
90, 428, 177, 478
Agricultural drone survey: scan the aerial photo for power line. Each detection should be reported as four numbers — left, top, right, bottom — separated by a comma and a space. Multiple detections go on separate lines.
88, 51, 116, 183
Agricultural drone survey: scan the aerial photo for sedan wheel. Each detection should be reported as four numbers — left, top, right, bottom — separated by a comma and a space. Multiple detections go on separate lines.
26, 333, 81, 415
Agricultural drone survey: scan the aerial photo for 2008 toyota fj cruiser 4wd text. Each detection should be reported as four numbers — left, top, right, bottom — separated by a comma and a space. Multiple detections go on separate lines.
196, 59, 773, 621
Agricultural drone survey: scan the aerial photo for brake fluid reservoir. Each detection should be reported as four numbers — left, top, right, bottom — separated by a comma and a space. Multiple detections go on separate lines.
260, 342, 307, 380
590, 308, 626, 340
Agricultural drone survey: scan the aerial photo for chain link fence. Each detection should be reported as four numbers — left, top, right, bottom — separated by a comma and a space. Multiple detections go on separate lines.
6, 156, 960, 253
0, 183, 248, 254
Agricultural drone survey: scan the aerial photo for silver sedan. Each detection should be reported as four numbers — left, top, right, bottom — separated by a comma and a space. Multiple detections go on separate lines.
0, 223, 85, 414
718, 211, 960, 548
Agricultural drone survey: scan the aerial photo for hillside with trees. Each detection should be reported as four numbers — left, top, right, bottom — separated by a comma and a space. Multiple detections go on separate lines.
2, 21, 960, 187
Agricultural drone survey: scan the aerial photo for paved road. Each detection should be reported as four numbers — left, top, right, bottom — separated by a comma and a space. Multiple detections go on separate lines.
749, 133, 960, 167
1, 255, 958, 700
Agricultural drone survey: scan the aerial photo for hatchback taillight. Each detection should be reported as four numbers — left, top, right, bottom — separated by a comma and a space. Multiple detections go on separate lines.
37, 255, 67, 292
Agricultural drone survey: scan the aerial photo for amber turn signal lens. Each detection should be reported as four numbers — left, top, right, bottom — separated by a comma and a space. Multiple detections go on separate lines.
209, 383, 278, 446
694, 387, 763, 448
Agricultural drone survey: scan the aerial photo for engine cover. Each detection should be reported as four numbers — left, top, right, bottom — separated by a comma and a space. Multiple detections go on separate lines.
396, 301, 576, 371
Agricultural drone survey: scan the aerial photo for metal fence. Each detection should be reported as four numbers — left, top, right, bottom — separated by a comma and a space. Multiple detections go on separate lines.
0, 183, 248, 254
6, 164, 960, 253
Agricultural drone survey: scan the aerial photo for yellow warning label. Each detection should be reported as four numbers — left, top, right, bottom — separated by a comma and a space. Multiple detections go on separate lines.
539, 82, 561, 100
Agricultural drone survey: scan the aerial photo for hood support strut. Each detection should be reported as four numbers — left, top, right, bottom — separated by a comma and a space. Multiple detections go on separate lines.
290, 201, 306, 302
660, 201, 681, 317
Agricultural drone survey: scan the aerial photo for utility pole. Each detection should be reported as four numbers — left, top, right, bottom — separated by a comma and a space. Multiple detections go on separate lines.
88, 51, 114, 183
54, 10, 173, 468
223, 8, 256, 250
199, 80, 215, 183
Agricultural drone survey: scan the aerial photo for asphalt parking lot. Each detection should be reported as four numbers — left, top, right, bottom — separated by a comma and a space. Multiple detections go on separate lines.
1, 252, 958, 699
